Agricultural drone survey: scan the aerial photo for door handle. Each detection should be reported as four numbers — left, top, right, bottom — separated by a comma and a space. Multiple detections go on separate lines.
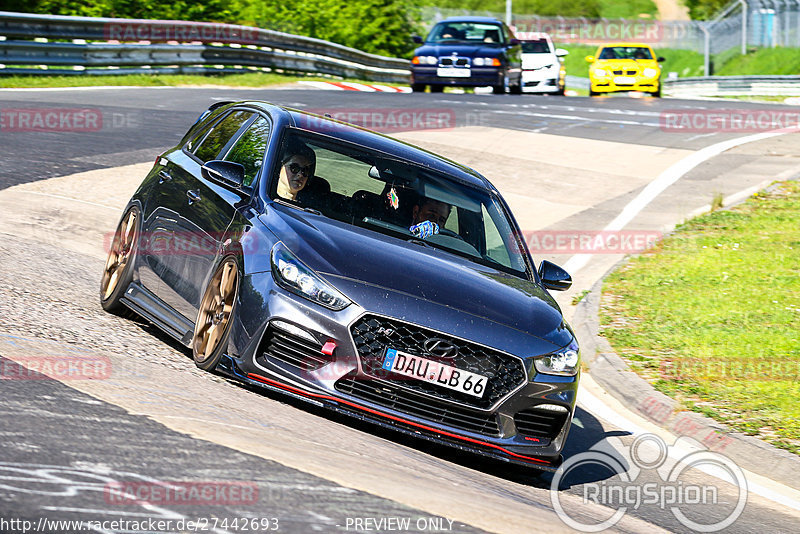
186, 189, 201, 204
158, 171, 172, 184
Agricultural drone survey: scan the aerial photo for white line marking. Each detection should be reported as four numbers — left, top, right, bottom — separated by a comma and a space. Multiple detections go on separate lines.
492, 109, 660, 127
578, 386, 800, 512
563, 130, 789, 275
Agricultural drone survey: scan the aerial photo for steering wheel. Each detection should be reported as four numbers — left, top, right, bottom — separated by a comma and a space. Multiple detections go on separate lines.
437, 228, 465, 241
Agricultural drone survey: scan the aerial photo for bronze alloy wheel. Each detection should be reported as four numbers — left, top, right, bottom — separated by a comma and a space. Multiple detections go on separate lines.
193, 258, 239, 370
100, 209, 138, 313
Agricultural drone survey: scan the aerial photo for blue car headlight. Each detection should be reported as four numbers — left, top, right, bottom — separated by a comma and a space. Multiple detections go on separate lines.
535, 340, 580, 376
271, 242, 351, 311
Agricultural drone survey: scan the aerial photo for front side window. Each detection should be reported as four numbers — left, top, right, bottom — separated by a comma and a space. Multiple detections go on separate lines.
269, 132, 529, 277
192, 110, 253, 163
222, 115, 270, 187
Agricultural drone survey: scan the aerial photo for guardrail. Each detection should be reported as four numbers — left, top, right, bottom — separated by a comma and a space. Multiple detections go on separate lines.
663, 75, 800, 97
0, 11, 411, 83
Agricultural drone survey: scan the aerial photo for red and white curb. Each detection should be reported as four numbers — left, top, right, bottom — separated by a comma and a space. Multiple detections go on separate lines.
298, 81, 411, 93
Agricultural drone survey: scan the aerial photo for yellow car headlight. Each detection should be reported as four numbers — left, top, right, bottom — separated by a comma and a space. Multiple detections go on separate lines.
592, 68, 608, 77
643, 67, 659, 78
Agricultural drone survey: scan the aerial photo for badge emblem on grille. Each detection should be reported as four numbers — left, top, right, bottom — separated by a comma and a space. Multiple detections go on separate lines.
423, 338, 458, 360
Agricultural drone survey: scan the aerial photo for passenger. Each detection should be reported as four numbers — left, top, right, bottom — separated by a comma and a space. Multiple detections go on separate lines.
409, 198, 451, 239
276, 141, 316, 201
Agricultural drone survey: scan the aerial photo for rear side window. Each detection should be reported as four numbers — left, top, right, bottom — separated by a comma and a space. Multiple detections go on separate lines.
192, 110, 253, 163
222, 116, 271, 187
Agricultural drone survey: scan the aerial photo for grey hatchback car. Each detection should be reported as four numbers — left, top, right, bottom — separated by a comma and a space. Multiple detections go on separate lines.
100, 101, 579, 471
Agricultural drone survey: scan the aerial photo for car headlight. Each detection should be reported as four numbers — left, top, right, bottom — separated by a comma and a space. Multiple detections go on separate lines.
473, 57, 501, 67
271, 242, 351, 311
592, 68, 608, 77
643, 67, 659, 78
412, 55, 437, 65
534, 341, 580, 376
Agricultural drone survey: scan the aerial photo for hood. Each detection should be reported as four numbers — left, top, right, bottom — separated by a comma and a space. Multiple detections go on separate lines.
414, 43, 504, 59
594, 58, 659, 72
522, 53, 558, 70
261, 205, 571, 347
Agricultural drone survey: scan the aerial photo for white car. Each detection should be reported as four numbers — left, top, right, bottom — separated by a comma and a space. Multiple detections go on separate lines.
520, 34, 568, 95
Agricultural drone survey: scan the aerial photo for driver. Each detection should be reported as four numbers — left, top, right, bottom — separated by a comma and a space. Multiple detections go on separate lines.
409, 198, 451, 239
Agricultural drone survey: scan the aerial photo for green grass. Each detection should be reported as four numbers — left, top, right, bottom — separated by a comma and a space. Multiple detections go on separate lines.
600, 181, 800, 454
715, 47, 800, 75
0, 72, 349, 89
597, 0, 657, 19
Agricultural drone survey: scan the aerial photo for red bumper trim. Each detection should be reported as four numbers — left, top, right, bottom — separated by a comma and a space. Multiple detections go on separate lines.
245, 372, 551, 466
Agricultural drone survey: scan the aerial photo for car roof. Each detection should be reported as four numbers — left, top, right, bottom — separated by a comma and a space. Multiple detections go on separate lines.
228, 101, 492, 191
598, 42, 655, 48
439, 16, 503, 24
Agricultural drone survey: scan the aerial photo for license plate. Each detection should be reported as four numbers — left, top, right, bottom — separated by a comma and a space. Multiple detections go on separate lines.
437, 67, 471, 78
382, 348, 487, 398
614, 76, 636, 85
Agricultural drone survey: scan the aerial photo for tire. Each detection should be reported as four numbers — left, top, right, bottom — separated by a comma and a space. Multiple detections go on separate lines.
100, 207, 139, 315
429, 85, 444, 93
654, 85, 662, 98
411, 83, 425, 93
589, 90, 599, 96
492, 83, 506, 95
192, 257, 240, 371
510, 83, 522, 95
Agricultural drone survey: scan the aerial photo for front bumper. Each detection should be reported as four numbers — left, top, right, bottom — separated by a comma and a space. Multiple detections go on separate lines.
412, 66, 504, 87
521, 71, 561, 93
223, 272, 579, 470
590, 76, 660, 94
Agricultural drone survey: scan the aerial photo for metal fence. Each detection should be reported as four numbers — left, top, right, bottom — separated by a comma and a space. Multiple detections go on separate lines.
0, 11, 411, 83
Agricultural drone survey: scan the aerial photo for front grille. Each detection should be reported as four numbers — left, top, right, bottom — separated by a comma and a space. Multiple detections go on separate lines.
256, 325, 330, 371
335, 373, 500, 436
612, 70, 623, 75
350, 315, 526, 409
440, 57, 470, 67
626, 69, 637, 75
514, 407, 570, 439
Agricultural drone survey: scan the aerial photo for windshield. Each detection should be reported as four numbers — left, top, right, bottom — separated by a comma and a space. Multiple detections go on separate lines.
598, 46, 654, 60
269, 131, 530, 277
427, 22, 505, 45
522, 40, 551, 54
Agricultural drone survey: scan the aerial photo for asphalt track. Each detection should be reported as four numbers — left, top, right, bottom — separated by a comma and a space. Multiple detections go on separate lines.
1, 86, 799, 533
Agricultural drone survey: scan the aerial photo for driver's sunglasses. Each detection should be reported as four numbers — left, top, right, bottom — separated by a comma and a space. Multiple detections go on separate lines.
286, 162, 312, 176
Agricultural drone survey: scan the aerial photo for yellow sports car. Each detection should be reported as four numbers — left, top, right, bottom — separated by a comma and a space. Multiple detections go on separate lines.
585, 43, 664, 97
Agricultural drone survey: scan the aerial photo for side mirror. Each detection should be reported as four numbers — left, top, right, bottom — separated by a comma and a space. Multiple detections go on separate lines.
412, 35, 423, 44
555, 48, 569, 57
585, 55, 595, 63
202, 160, 246, 189
538, 260, 572, 291
509, 38, 520, 46
657, 56, 665, 62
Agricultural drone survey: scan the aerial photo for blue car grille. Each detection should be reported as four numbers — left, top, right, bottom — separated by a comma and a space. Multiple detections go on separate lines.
350, 315, 526, 410
335, 372, 501, 436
